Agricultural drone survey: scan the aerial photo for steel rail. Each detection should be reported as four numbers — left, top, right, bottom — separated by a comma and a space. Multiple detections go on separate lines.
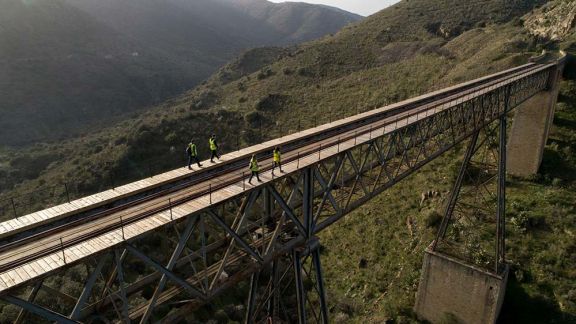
0, 63, 552, 277
0, 62, 539, 241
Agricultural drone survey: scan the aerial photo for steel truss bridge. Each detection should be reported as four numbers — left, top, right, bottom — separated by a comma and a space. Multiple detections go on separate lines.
0, 58, 565, 323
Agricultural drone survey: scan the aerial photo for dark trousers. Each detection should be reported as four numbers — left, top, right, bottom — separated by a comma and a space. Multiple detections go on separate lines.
188, 155, 201, 168
272, 161, 282, 172
249, 171, 260, 182
210, 150, 220, 161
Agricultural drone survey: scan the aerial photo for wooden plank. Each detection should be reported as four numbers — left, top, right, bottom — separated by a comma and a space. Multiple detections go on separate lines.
13, 267, 30, 283
0, 272, 16, 287
40, 208, 58, 218
68, 246, 84, 259
14, 217, 30, 227
6, 271, 23, 286
91, 237, 109, 251
28, 261, 44, 277
36, 211, 52, 221
22, 263, 38, 278
2, 222, 14, 231
0, 276, 8, 290
37, 258, 54, 272
23, 215, 39, 225
69, 200, 87, 209
48, 205, 71, 215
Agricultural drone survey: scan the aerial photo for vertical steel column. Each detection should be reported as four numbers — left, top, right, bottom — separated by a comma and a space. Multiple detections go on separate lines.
267, 260, 278, 321
312, 248, 329, 324
432, 131, 480, 250
293, 249, 307, 324
245, 272, 259, 324
114, 250, 129, 324
496, 116, 507, 273
303, 168, 313, 238
265, 186, 272, 240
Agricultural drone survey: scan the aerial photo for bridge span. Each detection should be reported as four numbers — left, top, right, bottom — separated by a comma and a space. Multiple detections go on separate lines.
0, 55, 565, 323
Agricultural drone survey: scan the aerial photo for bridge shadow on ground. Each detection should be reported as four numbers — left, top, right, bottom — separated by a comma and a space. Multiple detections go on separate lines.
499, 275, 576, 324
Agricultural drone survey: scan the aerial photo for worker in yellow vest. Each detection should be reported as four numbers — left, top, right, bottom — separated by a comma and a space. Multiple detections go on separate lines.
186, 139, 202, 169
272, 146, 282, 174
209, 134, 220, 163
248, 154, 261, 184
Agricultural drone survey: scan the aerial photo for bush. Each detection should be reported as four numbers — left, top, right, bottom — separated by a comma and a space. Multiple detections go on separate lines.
425, 210, 443, 228
297, 67, 311, 76
255, 94, 286, 112
257, 68, 274, 80
164, 132, 178, 144
244, 111, 264, 128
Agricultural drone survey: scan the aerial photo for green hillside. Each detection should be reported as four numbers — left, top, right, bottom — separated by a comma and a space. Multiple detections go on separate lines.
0, 0, 361, 146
0, 0, 548, 200
0, 0, 574, 322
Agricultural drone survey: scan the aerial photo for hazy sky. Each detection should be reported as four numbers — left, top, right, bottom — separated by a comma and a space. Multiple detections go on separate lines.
268, 0, 400, 16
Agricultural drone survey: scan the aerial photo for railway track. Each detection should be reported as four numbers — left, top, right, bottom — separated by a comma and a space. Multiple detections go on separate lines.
0, 61, 550, 278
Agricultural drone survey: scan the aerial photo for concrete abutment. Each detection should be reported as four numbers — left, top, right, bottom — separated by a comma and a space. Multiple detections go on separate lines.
414, 248, 509, 324
507, 61, 564, 177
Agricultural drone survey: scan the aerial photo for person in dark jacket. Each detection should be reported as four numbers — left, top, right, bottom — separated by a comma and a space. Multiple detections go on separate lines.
272, 146, 282, 174
248, 155, 261, 184
186, 139, 202, 169
209, 134, 220, 162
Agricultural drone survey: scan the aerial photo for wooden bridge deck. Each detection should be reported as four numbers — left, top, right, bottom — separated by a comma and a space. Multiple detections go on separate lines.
0, 61, 555, 295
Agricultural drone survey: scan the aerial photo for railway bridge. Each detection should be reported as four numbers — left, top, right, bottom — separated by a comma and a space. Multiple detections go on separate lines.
0, 53, 566, 323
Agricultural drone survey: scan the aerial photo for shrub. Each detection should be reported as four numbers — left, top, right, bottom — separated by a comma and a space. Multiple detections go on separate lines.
257, 68, 273, 80
297, 67, 311, 76
164, 132, 178, 144
245, 111, 264, 128
425, 210, 443, 228
255, 94, 287, 112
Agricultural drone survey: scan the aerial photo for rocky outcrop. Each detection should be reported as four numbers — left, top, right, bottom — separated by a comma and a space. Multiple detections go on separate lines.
524, 1, 576, 41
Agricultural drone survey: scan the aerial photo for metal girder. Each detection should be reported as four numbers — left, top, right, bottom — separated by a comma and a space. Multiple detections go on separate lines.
293, 249, 307, 324
312, 249, 329, 324
433, 131, 480, 250
70, 257, 106, 320
2, 295, 79, 324
244, 271, 260, 324
139, 215, 199, 323
14, 280, 42, 324
432, 115, 509, 271
208, 210, 264, 263
0, 63, 558, 323
124, 244, 206, 301
496, 116, 507, 272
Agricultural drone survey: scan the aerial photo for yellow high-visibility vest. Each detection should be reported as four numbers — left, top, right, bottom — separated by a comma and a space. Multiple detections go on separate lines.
273, 150, 281, 162
250, 159, 259, 172
188, 143, 198, 156
209, 138, 217, 151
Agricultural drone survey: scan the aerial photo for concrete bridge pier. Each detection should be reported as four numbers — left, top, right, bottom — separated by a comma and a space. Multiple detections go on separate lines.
507, 62, 565, 177
414, 248, 509, 324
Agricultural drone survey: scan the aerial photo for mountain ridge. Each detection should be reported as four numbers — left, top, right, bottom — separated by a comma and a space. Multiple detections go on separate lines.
0, 1, 575, 321
0, 0, 362, 146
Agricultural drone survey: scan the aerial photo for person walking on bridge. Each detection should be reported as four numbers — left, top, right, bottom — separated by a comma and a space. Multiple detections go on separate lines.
272, 146, 282, 174
186, 139, 202, 170
209, 134, 220, 163
248, 154, 261, 184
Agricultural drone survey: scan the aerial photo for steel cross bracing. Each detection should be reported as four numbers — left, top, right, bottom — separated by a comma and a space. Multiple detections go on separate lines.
0, 62, 559, 323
